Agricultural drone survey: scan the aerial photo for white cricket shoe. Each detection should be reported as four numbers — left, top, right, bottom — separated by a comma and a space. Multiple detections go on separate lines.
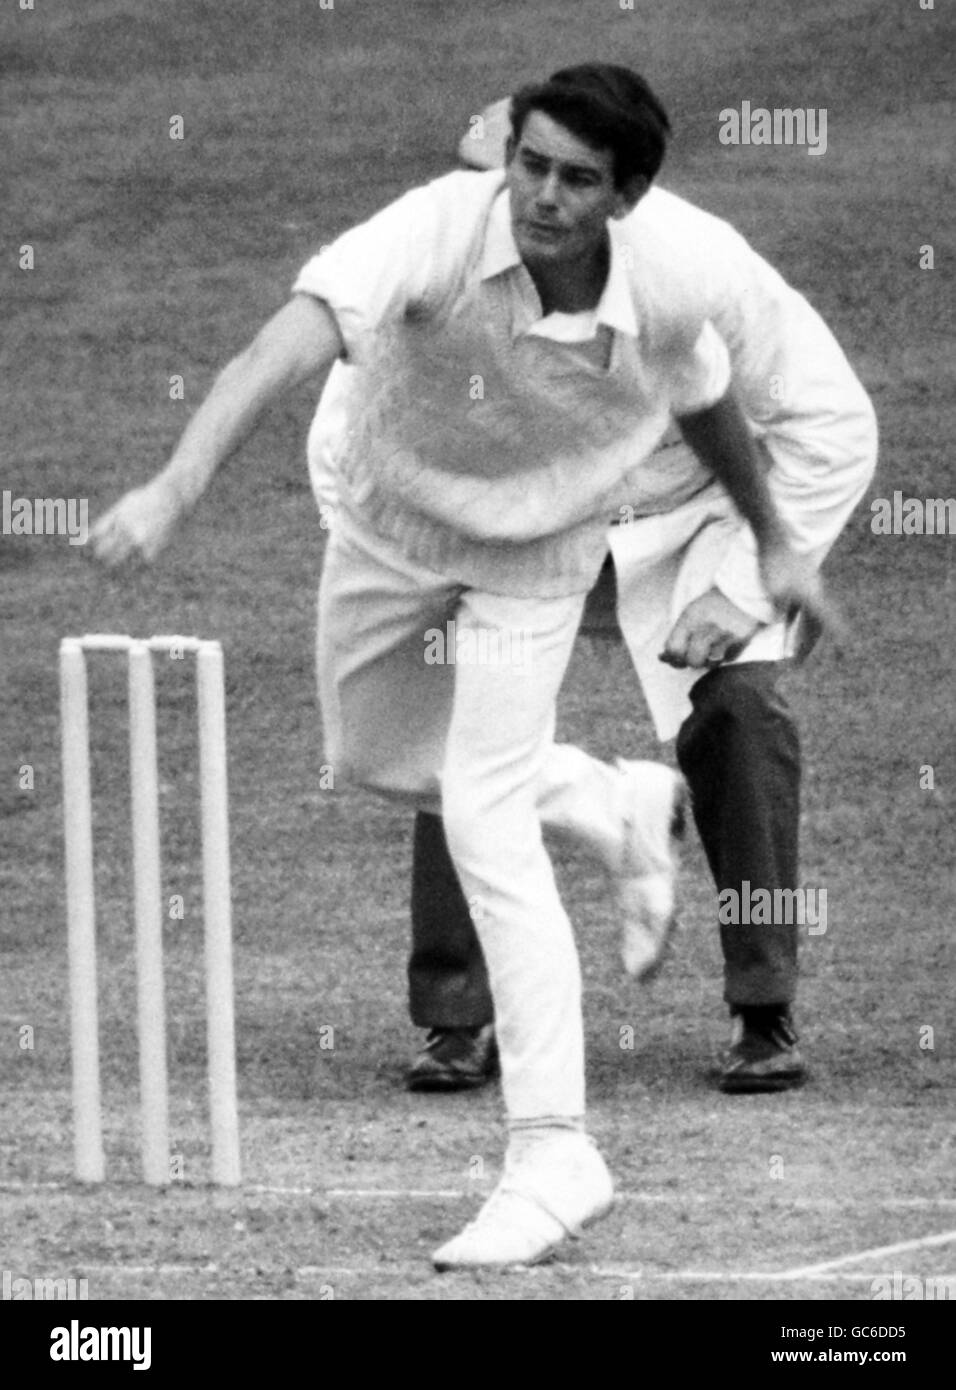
613, 760, 687, 980
432, 1131, 614, 1271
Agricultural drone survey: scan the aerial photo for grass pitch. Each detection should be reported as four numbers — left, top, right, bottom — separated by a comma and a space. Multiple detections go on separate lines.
3, 0, 955, 1304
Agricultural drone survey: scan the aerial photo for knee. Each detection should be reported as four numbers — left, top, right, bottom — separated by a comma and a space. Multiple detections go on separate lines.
695, 663, 794, 722
711, 664, 790, 718
331, 744, 432, 800
678, 663, 799, 767
322, 726, 375, 792
441, 777, 489, 864
442, 771, 528, 876
346, 758, 391, 794
326, 709, 439, 797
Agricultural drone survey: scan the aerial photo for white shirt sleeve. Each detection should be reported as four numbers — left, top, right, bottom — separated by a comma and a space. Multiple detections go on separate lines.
704, 225, 878, 621
292, 183, 439, 365
668, 319, 731, 416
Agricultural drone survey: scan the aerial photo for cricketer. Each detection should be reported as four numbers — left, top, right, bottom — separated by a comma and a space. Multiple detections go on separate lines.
91, 64, 873, 1268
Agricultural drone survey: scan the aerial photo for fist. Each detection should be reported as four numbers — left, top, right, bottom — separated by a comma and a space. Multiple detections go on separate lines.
89, 475, 183, 568
660, 588, 760, 670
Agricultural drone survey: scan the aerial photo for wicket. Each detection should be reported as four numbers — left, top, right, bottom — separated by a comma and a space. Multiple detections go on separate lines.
59, 634, 241, 1187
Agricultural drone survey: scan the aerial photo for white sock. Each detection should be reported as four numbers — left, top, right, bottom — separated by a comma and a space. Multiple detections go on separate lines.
507, 1116, 586, 1157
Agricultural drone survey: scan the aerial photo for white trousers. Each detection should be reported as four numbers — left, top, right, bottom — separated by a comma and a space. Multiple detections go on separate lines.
317, 510, 635, 1120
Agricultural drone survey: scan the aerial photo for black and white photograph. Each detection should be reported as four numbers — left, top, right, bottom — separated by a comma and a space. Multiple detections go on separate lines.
3, 0, 953, 1340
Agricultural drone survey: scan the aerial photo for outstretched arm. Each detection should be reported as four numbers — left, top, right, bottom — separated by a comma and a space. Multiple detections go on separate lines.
91, 294, 343, 567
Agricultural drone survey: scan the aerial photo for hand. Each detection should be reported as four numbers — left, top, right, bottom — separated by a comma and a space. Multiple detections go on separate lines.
660, 588, 760, 669
758, 543, 846, 661
759, 543, 821, 619
89, 474, 184, 568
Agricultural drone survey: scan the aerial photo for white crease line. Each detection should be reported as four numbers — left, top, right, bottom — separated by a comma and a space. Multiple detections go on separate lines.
775, 1228, 956, 1279
82, 1264, 219, 1276
68, 1264, 956, 1284
264, 1189, 956, 1213
300, 1188, 466, 1199
590, 1268, 956, 1283
249, 1186, 313, 1196
3, 1182, 956, 1211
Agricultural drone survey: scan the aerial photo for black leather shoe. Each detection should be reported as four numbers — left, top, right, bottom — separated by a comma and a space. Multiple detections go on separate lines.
719, 1006, 806, 1093
406, 1025, 499, 1092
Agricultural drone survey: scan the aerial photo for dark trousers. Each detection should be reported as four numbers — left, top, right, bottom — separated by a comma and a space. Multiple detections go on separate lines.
407, 660, 801, 1025
675, 662, 801, 1005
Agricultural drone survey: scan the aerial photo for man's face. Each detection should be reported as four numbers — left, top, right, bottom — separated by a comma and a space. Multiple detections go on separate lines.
506, 109, 643, 270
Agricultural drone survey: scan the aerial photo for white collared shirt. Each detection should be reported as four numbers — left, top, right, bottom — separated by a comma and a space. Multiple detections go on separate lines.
478, 186, 637, 365
295, 169, 875, 601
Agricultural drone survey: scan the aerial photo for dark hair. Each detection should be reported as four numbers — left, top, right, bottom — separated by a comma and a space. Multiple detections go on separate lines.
509, 63, 671, 186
